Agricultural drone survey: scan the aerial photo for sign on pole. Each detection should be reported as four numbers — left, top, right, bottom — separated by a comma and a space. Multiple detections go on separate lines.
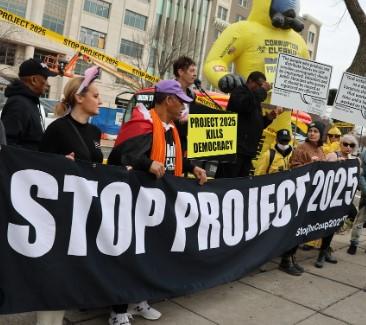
331, 72, 366, 126
271, 54, 332, 115
187, 114, 237, 158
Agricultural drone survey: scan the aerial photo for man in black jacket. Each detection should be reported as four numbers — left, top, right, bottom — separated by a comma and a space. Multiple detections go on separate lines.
1, 58, 57, 150
216, 71, 278, 178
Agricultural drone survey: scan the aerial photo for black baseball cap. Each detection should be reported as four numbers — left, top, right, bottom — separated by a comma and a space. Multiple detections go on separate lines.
276, 129, 291, 142
18, 58, 58, 78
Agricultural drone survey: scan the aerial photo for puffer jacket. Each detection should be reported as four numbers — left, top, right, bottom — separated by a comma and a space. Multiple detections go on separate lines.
1, 80, 44, 150
254, 145, 292, 175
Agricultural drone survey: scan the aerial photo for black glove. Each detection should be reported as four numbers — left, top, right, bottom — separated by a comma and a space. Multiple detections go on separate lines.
218, 74, 246, 93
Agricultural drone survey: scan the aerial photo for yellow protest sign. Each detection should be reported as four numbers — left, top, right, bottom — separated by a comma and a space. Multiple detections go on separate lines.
187, 114, 237, 158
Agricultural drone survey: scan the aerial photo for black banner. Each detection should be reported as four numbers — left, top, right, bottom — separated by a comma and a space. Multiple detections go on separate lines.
0, 146, 359, 314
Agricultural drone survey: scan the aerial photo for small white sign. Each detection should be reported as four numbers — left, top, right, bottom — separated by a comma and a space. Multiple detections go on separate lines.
271, 54, 332, 116
331, 72, 366, 126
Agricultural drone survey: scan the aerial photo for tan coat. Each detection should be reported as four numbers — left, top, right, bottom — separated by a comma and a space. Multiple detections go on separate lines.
290, 141, 326, 168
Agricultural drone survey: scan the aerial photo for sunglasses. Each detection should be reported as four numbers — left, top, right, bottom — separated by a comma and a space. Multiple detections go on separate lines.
342, 142, 355, 148
328, 134, 340, 138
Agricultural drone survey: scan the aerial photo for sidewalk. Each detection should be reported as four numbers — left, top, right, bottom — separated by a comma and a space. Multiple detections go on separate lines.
1, 232, 365, 325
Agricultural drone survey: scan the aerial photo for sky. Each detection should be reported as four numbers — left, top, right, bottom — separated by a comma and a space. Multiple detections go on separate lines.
300, 0, 366, 88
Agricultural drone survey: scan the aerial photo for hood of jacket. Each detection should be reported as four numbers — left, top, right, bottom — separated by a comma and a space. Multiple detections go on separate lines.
248, 0, 301, 29
4, 79, 39, 103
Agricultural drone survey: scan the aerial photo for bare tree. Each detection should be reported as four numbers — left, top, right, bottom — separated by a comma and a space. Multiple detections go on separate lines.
344, 0, 366, 74
116, 19, 194, 92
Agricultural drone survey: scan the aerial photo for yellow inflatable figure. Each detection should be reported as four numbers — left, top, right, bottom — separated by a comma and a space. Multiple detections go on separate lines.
323, 126, 341, 155
204, 0, 310, 92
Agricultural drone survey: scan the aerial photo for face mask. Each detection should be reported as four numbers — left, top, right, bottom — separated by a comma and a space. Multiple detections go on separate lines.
277, 144, 290, 151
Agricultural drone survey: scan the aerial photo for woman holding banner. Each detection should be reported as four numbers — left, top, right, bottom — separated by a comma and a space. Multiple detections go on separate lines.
38, 67, 107, 325
279, 121, 326, 276
313, 134, 359, 267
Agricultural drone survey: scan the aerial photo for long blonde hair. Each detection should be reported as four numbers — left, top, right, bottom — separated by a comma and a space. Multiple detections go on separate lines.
54, 77, 84, 117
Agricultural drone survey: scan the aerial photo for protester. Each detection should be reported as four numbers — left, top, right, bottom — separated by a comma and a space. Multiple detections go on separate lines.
38, 66, 103, 325
323, 126, 341, 155
1, 58, 57, 150
348, 143, 366, 255
279, 121, 326, 276
0, 120, 6, 145
304, 126, 342, 250
216, 71, 279, 178
312, 134, 358, 267
254, 129, 292, 176
108, 79, 207, 324
172, 56, 197, 153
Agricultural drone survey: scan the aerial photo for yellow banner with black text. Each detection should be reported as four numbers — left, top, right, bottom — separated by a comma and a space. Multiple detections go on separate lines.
187, 114, 237, 158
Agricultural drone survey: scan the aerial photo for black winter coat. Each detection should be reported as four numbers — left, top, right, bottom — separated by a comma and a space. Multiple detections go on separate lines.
1, 80, 44, 151
227, 85, 271, 157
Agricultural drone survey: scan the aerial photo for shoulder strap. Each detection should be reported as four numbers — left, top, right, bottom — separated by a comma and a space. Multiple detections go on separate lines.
67, 118, 92, 161
266, 148, 276, 174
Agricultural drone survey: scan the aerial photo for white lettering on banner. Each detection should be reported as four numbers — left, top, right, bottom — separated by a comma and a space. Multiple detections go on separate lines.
222, 190, 244, 246
245, 188, 259, 241
97, 182, 133, 256
272, 180, 296, 227
135, 187, 166, 254
198, 192, 220, 251
64, 175, 98, 256
295, 173, 310, 216
306, 167, 358, 212
5, 165, 358, 257
307, 170, 325, 212
259, 185, 276, 235
346, 167, 358, 205
330, 168, 347, 208
296, 215, 347, 236
320, 170, 335, 211
172, 192, 199, 252
8, 170, 58, 258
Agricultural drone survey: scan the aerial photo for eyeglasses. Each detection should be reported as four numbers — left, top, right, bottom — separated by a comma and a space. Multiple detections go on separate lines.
342, 142, 355, 148
328, 134, 340, 138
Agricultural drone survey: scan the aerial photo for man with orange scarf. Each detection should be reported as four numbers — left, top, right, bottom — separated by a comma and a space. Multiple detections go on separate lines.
108, 80, 206, 324
109, 79, 207, 183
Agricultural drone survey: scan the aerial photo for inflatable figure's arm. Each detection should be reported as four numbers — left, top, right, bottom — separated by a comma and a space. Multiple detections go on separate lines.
204, 22, 247, 92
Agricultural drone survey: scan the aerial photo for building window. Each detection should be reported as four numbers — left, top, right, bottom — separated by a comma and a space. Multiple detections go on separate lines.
43, 15, 65, 33
120, 39, 144, 59
238, 0, 249, 8
236, 15, 244, 22
0, 0, 26, 17
116, 68, 140, 85
308, 31, 315, 44
0, 42, 16, 65
74, 60, 102, 78
33, 49, 56, 62
124, 9, 148, 31
217, 6, 228, 21
42, 0, 67, 34
80, 26, 106, 49
84, 0, 110, 18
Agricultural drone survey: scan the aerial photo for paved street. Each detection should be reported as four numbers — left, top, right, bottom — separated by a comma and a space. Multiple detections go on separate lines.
1, 231, 365, 325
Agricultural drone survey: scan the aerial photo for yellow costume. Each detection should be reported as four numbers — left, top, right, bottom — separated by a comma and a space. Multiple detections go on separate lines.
323, 126, 341, 155
204, 0, 310, 88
